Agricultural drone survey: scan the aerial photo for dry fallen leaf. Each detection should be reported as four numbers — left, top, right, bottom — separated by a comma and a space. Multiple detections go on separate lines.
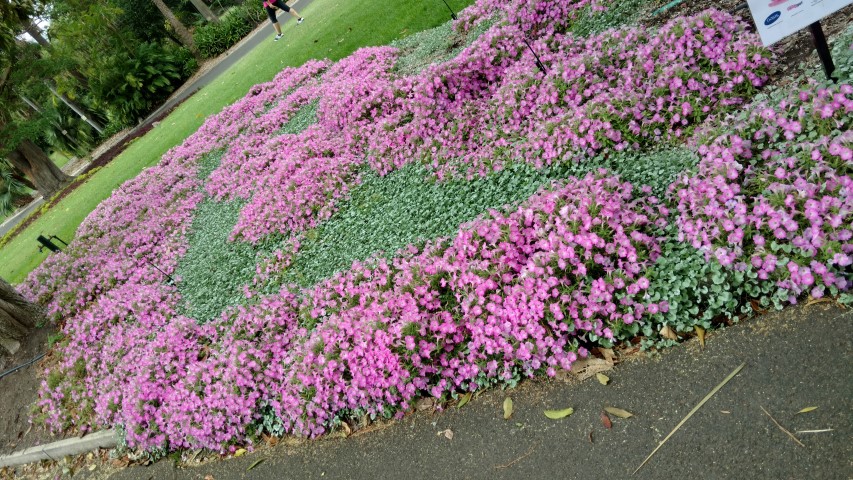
458, 392, 473, 409
561, 357, 613, 382
796, 406, 818, 414
247, 459, 265, 471
661, 325, 678, 340
204, 476, 215, 480
503, 397, 514, 420
340, 422, 352, 437
596, 373, 610, 385
88, 465, 96, 472
416, 398, 435, 411
604, 407, 633, 419
543, 408, 574, 419
437, 429, 454, 440
601, 412, 612, 429
234, 448, 247, 457
695, 326, 706, 348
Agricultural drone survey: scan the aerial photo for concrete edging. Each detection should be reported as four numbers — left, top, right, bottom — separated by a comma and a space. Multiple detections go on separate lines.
0, 429, 117, 468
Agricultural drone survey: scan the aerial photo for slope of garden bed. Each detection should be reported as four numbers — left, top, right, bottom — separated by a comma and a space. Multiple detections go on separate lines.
16, 0, 851, 457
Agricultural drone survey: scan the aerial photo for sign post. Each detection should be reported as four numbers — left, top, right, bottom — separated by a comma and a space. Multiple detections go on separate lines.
745, 0, 852, 80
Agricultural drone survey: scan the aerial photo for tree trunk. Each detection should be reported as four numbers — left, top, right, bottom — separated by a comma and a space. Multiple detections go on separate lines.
24, 20, 50, 48
0, 278, 44, 355
6, 139, 71, 198
11, 170, 36, 190
189, 0, 219, 23
151, 0, 200, 58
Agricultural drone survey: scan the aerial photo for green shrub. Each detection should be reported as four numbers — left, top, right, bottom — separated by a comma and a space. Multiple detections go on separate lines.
89, 42, 189, 127
195, 3, 262, 59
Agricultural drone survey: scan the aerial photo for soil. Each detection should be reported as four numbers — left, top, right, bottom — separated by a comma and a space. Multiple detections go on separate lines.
0, 326, 62, 456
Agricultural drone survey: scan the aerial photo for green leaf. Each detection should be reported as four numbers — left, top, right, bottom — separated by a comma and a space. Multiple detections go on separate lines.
457, 392, 472, 409
544, 407, 574, 419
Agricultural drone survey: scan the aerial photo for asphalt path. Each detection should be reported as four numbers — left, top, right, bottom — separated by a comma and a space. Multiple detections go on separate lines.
102, 304, 852, 480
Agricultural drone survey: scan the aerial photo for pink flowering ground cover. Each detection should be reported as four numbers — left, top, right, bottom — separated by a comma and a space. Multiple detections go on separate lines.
17, 0, 851, 455
675, 84, 853, 302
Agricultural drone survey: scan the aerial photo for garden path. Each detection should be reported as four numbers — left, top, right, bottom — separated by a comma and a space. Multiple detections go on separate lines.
102, 303, 852, 480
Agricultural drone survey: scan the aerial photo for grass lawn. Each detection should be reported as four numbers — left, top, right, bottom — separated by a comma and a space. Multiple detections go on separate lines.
0, 0, 473, 284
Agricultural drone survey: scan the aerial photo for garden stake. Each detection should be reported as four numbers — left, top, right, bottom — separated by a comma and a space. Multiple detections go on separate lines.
438, 0, 458, 20
522, 37, 547, 74
634, 362, 746, 474
146, 259, 175, 285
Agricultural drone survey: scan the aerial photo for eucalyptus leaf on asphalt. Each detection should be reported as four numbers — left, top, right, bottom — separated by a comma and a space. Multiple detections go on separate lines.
503, 397, 514, 420
604, 407, 633, 418
544, 408, 574, 419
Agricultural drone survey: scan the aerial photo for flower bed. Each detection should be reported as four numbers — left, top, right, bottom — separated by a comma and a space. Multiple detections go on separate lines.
19, 0, 851, 455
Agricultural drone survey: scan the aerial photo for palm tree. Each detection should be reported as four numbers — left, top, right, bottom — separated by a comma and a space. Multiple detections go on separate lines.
188, 0, 219, 23
151, 0, 200, 59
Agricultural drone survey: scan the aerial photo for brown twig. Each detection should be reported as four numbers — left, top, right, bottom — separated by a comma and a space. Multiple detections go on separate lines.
634, 362, 746, 474
760, 406, 805, 447
496, 442, 539, 469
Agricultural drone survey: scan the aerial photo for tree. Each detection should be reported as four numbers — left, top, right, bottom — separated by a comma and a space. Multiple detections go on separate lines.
188, 0, 219, 23
151, 0, 200, 58
0, 0, 35, 53
1, 43, 73, 198
5, 138, 70, 197
0, 277, 45, 355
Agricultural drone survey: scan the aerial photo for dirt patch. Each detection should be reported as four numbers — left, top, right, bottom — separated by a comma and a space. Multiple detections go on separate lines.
0, 326, 61, 456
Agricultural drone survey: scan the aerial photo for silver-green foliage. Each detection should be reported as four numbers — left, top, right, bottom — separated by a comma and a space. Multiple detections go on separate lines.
196, 149, 226, 180
176, 198, 258, 323
275, 100, 319, 136
627, 225, 786, 350
272, 162, 560, 288
828, 23, 853, 84
392, 16, 495, 76
569, 0, 648, 37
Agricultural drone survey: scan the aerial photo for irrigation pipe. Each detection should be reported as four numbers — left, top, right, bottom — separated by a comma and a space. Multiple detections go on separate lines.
0, 352, 45, 380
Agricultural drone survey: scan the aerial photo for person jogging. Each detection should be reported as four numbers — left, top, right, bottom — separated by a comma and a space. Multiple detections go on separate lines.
263, 0, 304, 41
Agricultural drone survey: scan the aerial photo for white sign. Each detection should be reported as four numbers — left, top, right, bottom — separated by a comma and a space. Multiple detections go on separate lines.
746, 0, 853, 46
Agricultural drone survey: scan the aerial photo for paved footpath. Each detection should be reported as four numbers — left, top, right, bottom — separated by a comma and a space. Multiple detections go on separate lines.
101, 304, 852, 480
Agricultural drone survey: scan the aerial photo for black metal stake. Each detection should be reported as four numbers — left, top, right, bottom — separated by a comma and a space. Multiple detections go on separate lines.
439, 0, 457, 20
522, 37, 547, 74
146, 259, 175, 285
808, 21, 836, 82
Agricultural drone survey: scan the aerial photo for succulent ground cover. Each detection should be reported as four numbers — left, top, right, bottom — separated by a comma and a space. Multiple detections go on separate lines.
18, 0, 851, 456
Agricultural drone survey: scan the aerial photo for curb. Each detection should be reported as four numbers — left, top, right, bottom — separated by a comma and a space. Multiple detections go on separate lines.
0, 430, 117, 468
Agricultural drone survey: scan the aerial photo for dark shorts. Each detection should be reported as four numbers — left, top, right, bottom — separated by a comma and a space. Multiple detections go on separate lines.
265, 0, 291, 23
